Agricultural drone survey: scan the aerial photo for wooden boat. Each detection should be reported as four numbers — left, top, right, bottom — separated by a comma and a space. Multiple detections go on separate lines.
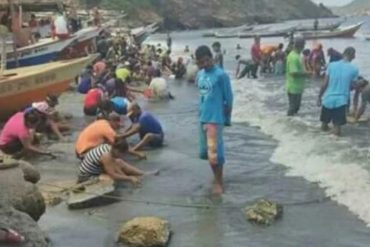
239, 27, 293, 39
60, 26, 103, 58
299, 22, 363, 40
296, 20, 343, 32
0, 54, 97, 119
215, 25, 254, 39
5, 36, 78, 68
131, 22, 159, 45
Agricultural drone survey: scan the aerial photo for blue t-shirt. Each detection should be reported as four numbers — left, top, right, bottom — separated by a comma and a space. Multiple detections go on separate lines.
111, 97, 129, 115
78, 77, 92, 94
134, 112, 163, 139
323, 60, 359, 109
196, 65, 233, 125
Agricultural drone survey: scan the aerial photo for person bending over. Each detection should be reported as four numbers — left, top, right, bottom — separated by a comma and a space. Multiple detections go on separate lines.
123, 103, 164, 151
78, 137, 153, 185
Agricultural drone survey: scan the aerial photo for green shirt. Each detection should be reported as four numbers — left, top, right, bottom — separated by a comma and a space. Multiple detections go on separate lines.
286, 50, 305, 94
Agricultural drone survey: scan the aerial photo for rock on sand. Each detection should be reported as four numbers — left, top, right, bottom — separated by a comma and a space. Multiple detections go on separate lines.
118, 217, 171, 247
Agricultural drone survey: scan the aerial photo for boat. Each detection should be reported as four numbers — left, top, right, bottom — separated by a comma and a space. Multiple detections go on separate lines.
60, 26, 103, 58
299, 22, 363, 40
239, 27, 293, 39
215, 24, 254, 39
0, 54, 97, 119
5, 36, 78, 68
131, 22, 160, 45
296, 20, 343, 32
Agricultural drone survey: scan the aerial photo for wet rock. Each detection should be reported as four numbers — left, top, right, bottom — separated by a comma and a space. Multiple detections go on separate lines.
0, 163, 45, 221
118, 217, 171, 247
0, 202, 49, 247
245, 199, 283, 225
18, 160, 41, 184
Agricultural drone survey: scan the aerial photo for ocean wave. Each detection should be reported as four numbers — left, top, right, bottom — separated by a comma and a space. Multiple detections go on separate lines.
232, 77, 370, 226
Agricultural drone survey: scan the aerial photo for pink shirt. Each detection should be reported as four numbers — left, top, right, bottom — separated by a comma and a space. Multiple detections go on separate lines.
251, 44, 261, 63
0, 112, 30, 145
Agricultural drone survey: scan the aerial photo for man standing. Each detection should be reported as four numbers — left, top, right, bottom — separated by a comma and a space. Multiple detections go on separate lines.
250, 36, 261, 79
212, 42, 224, 69
318, 47, 359, 136
286, 37, 311, 116
195, 45, 233, 195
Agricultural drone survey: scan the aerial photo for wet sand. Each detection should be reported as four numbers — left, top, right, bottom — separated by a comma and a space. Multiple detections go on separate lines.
34, 80, 370, 247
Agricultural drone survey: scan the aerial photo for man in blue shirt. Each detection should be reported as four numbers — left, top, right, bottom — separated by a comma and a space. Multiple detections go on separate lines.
318, 47, 359, 136
123, 103, 164, 151
195, 45, 233, 195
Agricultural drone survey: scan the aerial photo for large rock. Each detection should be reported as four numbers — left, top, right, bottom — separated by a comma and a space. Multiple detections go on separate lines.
0, 162, 45, 221
245, 199, 283, 226
0, 202, 49, 247
118, 217, 171, 247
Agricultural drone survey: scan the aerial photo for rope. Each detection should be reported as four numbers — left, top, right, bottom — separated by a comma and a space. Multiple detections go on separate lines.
39, 181, 329, 210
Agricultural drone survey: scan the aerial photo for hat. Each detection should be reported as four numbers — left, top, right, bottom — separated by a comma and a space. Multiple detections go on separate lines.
32, 101, 53, 115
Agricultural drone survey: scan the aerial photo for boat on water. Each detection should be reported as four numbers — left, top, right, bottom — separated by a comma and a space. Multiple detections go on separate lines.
295, 20, 343, 32
0, 54, 97, 119
238, 26, 294, 39
214, 25, 254, 39
299, 22, 363, 40
131, 22, 160, 45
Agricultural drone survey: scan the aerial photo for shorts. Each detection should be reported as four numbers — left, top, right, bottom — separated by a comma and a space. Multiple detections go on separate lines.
0, 139, 23, 155
148, 133, 164, 147
320, 105, 346, 126
83, 106, 98, 116
199, 123, 225, 166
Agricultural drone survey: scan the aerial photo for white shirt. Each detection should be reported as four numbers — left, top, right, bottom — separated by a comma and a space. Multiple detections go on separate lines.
149, 77, 168, 98
54, 15, 68, 35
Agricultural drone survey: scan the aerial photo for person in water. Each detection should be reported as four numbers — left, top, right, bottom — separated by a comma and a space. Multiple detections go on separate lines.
75, 112, 145, 160
235, 55, 253, 79
286, 37, 312, 116
352, 77, 370, 122
309, 43, 326, 78
171, 57, 187, 79
0, 109, 53, 157
123, 103, 164, 152
327, 48, 343, 63
318, 47, 359, 136
250, 36, 261, 79
77, 136, 152, 185
212, 41, 224, 69
195, 45, 233, 195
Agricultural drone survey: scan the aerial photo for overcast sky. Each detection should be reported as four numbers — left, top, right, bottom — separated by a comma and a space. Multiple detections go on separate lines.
312, 0, 353, 6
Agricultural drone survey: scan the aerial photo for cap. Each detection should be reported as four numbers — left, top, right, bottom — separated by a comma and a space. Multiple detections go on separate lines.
32, 101, 53, 115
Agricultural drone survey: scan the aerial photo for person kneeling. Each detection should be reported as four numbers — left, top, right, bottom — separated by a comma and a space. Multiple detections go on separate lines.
123, 103, 164, 151
78, 137, 153, 185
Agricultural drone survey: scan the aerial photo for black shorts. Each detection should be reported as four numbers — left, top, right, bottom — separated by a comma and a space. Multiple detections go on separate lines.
0, 139, 23, 155
320, 105, 346, 126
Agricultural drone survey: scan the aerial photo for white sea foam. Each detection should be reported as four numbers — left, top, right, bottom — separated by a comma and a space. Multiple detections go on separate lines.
232, 77, 370, 226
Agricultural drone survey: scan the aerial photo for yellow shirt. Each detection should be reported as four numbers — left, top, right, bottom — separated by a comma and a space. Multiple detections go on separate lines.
115, 68, 131, 81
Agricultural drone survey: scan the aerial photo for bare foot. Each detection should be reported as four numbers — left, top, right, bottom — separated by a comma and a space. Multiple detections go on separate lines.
212, 182, 224, 195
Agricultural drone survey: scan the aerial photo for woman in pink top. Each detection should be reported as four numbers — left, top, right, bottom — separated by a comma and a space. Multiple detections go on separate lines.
0, 110, 52, 156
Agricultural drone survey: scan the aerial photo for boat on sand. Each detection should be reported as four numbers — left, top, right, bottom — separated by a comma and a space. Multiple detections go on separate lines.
0, 54, 98, 119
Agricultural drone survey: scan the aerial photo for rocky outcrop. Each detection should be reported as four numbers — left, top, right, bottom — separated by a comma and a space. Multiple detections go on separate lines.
0, 160, 45, 221
0, 203, 49, 247
96, 0, 334, 29
118, 217, 171, 247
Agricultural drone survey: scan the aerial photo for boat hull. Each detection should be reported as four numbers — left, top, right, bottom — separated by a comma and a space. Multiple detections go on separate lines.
5, 37, 77, 69
301, 22, 363, 40
0, 54, 97, 119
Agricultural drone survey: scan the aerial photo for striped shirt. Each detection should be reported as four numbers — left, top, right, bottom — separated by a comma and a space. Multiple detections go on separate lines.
79, 144, 111, 177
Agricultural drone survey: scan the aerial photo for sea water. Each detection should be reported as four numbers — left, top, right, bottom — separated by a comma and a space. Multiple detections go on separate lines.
148, 16, 370, 226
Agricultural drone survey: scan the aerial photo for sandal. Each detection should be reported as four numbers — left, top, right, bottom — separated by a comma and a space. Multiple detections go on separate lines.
0, 228, 25, 243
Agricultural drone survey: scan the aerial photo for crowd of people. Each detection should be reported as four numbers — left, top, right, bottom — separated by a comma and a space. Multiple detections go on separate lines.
235, 34, 368, 137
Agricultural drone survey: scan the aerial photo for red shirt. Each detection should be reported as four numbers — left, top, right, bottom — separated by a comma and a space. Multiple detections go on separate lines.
84, 88, 103, 108
251, 44, 261, 63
